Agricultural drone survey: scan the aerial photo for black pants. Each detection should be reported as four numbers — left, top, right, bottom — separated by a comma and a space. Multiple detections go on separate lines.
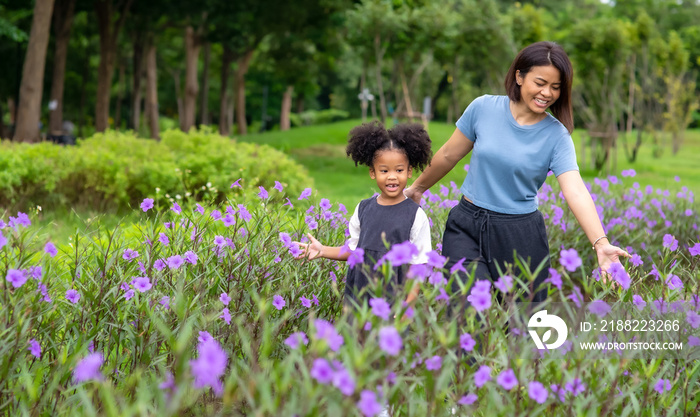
443, 197, 550, 308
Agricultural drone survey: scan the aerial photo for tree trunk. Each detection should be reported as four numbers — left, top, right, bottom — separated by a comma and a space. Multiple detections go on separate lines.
14, 0, 55, 142
295, 94, 304, 113
181, 25, 200, 132
95, 0, 133, 132
49, 0, 76, 135
0, 101, 5, 138
114, 58, 125, 128
200, 42, 210, 126
373, 33, 388, 124
131, 31, 144, 131
145, 42, 159, 140
235, 49, 254, 136
219, 46, 233, 136
280, 85, 293, 131
228, 76, 235, 135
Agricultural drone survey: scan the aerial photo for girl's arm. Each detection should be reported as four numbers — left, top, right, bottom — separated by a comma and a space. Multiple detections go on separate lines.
295, 233, 350, 261
405, 128, 474, 203
557, 171, 631, 272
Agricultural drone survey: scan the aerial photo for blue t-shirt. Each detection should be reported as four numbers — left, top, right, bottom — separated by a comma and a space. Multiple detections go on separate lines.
456, 95, 578, 214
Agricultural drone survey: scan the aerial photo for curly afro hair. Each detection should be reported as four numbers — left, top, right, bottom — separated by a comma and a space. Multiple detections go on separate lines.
346, 121, 432, 172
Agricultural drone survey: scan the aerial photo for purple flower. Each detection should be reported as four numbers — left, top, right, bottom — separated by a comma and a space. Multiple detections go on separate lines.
466, 282, 491, 312
666, 274, 683, 290
630, 254, 643, 267
588, 300, 611, 318
190, 338, 228, 396
195, 203, 205, 214
45, 242, 58, 257
184, 251, 198, 265
124, 290, 135, 300
131, 277, 152, 293
211, 210, 222, 221
6, 269, 27, 288
688, 336, 700, 346
426, 251, 447, 268
450, 257, 467, 274
565, 378, 586, 396
690, 243, 700, 256
407, 264, 431, 281
608, 262, 631, 289
568, 286, 584, 308
494, 275, 514, 293
332, 366, 355, 396
310, 358, 334, 384
198, 331, 213, 343
167, 255, 184, 269
123, 248, 139, 260
28, 339, 41, 358
154, 259, 166, 271
653, 378, 672, 394
274, 181, 284, 192
220, 308, 231, 324
370, 298, 391, 320
686, 311, 700, 329
171, 202, 182, 215
230, 178, 242, 188
140, 198, 154, 212
528, 381, 548, 404
284, 332, 308, 349
272, 295, 286, 310
662, 234, 678, 251
300, 296, 312, 308
73, 353, 104, 383
160, 296, 170, 309
497, 369, 518, 390
66, 289, 81, 304
320, 198, 332, 211
279, 232, 292, 247
425, 355, 442, 371
347, 248, 365, 269
257, 186, 269, 199
298, 188, 312, 200
314, 319, 344, 351
220, 293, 231, 305
474, 365, 491, 388
383, 241, 418, 267
159, 233, 169, 246
0, 231, 6, 250
288, 243, 303, 257
357, 390, 382, 417
546, 268, 562, 289
633, 294, 646, 311
560, 248, 582, 272
458, 393, 478, 405
305, 215, 318, 230
237, 204, 252, 222
312, 294, 319, 305
460, 333, 476, 352
378, 326, 402, 356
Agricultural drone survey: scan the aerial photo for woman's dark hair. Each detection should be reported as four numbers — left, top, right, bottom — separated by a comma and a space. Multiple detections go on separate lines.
505, 41, 574, 133
346, 122, 432, 171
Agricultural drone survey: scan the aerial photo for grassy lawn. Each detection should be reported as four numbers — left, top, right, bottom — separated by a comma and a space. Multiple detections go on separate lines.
241, 119, 700, 209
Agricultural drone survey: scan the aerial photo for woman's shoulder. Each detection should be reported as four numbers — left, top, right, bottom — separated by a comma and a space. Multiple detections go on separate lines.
468, 94, 507, 111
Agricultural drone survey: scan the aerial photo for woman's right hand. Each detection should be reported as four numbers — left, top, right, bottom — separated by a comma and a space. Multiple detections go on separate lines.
403, 187, 423, 205
294, 233, 324, 260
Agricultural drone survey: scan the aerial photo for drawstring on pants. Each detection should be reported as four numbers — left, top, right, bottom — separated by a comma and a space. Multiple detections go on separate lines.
473, 209, 492, 263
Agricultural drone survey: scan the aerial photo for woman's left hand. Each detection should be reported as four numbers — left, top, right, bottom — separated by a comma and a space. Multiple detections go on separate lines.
596, 243, 631, 285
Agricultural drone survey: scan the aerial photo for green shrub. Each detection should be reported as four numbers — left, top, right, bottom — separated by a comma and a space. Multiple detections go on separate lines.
0, 129, 313, 213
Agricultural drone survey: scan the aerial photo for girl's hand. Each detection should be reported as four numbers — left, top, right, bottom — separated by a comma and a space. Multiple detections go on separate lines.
403, 187, 423, 205
294, 233, 324, 260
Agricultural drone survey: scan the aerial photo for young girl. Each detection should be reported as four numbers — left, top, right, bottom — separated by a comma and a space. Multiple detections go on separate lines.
297, 122, 433, 306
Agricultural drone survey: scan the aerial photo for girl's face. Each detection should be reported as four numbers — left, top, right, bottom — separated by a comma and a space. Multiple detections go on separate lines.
369, 149, 412, 205
515, 64, 561, 117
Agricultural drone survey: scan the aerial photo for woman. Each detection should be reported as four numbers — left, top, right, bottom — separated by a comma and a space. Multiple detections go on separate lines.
404, 41, 629, 304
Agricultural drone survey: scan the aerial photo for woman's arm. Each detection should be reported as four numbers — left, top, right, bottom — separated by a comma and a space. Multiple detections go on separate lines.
557, 171, 630, 271
405, 128, 474, 203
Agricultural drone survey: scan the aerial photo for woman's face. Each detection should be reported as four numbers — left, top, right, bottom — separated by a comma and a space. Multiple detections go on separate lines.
516, 65, 561, 116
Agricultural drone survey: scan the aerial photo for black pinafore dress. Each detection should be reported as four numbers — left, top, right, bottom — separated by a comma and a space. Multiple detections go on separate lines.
344, 196, 420, 305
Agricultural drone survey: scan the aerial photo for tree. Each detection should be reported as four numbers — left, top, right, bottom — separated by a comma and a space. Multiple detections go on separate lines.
48, 0, 77, 136
13, 0, 55, 142
94, 0, 133, 132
